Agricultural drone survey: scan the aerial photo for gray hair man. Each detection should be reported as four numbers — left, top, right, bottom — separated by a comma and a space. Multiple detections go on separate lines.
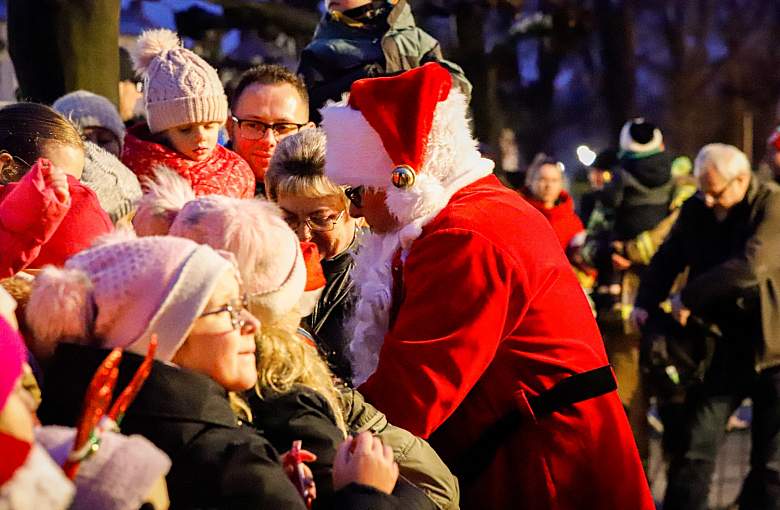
633, 143, 780, 510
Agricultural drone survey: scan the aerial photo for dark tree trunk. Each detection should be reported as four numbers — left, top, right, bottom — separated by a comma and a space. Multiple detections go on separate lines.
8, 0, 120, 105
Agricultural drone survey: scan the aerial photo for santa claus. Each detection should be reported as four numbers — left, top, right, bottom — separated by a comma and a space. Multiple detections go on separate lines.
320, 63, 653, 509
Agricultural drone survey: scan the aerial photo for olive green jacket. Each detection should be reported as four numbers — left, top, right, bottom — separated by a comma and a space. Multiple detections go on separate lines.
342, 388, 460, 510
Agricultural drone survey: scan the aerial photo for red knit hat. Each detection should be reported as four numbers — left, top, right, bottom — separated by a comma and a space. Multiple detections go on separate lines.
321, 63, 454, 190
347, 63, 451, 186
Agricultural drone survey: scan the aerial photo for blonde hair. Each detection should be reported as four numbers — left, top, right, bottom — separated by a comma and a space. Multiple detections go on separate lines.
265, 129, 348, 210
253, 314, 347, 435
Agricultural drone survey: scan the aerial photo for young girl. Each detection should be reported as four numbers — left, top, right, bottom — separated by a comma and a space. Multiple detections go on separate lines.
134, 171, 458, 510
122, 28, 255, 198
0, 103, 113, 276
29, 235, 398, 509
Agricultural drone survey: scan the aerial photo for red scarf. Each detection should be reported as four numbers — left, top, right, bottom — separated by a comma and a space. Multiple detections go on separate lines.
522, 190, 584, 250
122, 124, 255, 198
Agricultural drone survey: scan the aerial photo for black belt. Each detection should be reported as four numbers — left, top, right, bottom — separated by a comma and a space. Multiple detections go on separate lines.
452, 365, 617, 485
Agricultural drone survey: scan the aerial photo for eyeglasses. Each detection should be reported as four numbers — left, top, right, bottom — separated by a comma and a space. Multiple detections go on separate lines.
284, 210, 345, 232
230, 116, 306, 140
199, 294, 250, 331
344, 186, 364, 208
697, 176, 738, 204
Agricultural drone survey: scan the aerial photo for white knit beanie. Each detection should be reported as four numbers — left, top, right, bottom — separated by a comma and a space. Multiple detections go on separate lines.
26, 233, 234, 361
131, 29, 228, 134
52, 90, 126, 150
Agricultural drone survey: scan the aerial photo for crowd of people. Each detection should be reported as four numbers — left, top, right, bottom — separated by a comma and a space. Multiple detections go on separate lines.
1, 1, 779, 510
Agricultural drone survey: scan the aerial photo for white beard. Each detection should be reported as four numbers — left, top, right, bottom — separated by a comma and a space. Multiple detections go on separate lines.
346, 230, 403, 386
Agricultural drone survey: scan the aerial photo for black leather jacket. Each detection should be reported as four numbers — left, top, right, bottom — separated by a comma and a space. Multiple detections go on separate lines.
305, 234, 358, 384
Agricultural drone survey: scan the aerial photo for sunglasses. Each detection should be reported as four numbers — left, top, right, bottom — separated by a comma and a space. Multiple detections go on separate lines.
344, 186, 365, 208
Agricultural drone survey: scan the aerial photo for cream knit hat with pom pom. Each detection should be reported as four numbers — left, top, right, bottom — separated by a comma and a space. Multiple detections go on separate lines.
131, 28, 228, 133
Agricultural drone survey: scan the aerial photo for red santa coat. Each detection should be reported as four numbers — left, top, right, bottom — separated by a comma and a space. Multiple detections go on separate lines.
122, 124, 255, 198
359, 175, 652, 510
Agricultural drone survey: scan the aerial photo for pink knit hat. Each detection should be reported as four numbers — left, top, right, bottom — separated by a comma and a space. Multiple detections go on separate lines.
26, 234, 234, 361
0, 317, 25, 412
131, 29, 228, 134
169, 195, 306, 324
133, 169, 306, 323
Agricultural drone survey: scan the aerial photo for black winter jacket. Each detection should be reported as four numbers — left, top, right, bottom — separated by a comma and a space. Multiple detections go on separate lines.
39, 343, 398, 510
604, 152, 674, 240
304, 236, 357, 384
635, 177, 780, 370
248, 386, 434, 510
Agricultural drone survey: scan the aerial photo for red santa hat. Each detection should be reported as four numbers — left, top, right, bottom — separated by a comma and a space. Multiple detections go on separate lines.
320, 63, 493, 248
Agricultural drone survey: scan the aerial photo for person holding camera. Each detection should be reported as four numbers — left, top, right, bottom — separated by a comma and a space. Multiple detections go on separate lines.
633, 143, 780, 510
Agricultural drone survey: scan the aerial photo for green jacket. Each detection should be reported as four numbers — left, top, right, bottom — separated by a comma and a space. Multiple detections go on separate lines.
298, 0, 470, 121
342, 388, 460, 510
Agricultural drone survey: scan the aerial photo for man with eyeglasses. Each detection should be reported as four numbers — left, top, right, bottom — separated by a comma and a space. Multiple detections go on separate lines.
227, 65, 315, 196
633, 143, 780, 510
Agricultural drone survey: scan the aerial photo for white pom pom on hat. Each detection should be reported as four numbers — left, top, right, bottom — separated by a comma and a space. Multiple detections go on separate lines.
130, 28, 181, 75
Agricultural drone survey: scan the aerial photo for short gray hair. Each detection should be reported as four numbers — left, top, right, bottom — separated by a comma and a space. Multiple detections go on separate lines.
694, 143, 750, 180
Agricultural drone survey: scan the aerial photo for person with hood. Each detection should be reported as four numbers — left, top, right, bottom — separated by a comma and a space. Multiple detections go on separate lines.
298, 0, 471, 123
318, 62, 653, 509
595, 119, 696, 466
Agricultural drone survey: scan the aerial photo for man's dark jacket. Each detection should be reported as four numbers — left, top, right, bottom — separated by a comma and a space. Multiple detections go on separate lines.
635, 176, 780, 370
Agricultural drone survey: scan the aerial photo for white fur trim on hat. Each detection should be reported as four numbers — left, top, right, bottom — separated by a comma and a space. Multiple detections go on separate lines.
322, 89, 493, 250
320, 102, 395, 189
619, 119, 663, 154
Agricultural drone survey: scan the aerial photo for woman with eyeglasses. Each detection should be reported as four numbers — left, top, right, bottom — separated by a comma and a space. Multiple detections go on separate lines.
265, 128, 360, 385
0, 102, 113, 277
31, 234, 401, 510
131, 168, 457, 510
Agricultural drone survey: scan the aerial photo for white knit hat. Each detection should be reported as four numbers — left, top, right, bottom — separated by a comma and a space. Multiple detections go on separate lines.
36, 425, 171, 510
131, 29, 228, 134
26, 234, 234, 361
619, 118, 663, 156
52, 90, 126, 150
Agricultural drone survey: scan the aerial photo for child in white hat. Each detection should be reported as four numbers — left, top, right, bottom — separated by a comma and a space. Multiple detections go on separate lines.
121, 29, 255, 199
